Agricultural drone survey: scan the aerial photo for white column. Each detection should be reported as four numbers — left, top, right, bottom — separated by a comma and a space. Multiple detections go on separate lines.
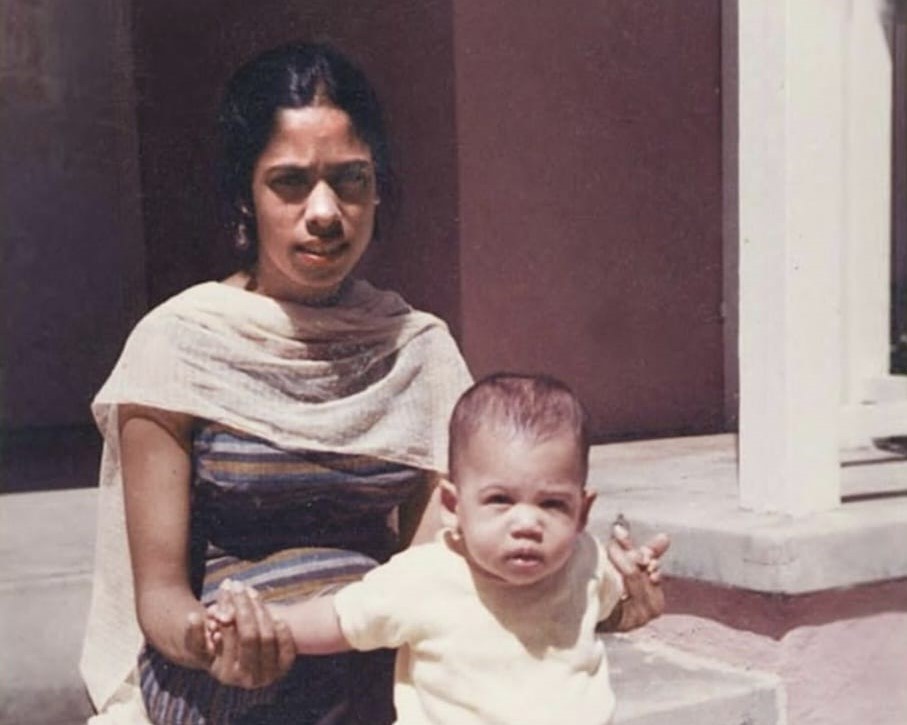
737, 0, 849, 514
840, 2, 899, 446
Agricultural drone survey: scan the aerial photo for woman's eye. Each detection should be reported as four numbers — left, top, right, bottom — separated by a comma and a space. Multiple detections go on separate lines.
331, 166, 372, 198
272, 173, 310, 190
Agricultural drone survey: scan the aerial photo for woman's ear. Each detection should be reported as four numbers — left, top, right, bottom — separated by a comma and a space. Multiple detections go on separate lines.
439, 478, 458, 530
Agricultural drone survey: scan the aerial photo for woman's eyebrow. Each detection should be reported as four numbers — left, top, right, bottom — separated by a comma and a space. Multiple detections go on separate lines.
265, 164, 312, 175
328, 159, 373, 172
266, 159, 372, 174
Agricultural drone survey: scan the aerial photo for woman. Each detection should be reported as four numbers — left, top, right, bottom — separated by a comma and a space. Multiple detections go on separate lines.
80, 42, 666, 724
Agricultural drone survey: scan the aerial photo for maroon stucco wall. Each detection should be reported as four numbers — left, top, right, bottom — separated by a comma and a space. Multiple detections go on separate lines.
451, 0, 725, 439
131, 0, 461, 330
2, 0, 146, 428
3, 2, 725, 440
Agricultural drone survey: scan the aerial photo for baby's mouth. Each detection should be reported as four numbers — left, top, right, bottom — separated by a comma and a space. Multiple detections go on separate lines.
506, 550, 544, 567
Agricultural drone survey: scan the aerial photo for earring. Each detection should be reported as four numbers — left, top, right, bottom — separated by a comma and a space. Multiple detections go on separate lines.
235, 223, 251, 251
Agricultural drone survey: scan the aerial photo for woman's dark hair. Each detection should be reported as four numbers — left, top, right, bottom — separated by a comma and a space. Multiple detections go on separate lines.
218, 42, 392, 266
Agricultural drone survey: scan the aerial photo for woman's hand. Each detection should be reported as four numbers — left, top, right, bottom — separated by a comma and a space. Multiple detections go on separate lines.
179, 583, 298, 689
201, 583, 296, 689
602, 520, 670, 632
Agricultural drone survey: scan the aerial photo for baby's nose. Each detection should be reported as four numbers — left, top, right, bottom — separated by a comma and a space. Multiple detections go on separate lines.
510, 505, 543, 539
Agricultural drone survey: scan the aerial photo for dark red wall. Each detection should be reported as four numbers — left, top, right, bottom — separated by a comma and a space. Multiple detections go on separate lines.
130, 0, 725, 441
131, 0, 461, 330
453, 0, 725, 439
2, 0, 146, 428
3, 0, 725, 490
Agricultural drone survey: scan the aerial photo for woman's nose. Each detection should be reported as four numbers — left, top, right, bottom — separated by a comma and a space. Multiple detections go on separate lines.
304, 180, 342, 236
509, 505, 543, 540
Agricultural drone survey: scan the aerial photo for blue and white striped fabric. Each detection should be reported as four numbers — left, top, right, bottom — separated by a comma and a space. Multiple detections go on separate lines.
138, 423, 423, 724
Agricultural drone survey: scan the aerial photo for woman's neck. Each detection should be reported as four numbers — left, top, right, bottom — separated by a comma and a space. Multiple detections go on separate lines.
222, 270, 350, 307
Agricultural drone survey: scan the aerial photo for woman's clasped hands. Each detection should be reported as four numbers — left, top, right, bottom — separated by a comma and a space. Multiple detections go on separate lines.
183, 580, 296, 690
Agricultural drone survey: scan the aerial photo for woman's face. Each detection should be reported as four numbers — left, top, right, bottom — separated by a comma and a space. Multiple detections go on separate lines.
249, 105, 378, 304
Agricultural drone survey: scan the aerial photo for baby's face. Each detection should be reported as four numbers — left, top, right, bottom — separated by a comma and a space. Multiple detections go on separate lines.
449, 427, 593, 587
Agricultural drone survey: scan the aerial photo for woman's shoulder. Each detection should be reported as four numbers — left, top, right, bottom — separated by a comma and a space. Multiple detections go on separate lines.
131, 281, 220, 323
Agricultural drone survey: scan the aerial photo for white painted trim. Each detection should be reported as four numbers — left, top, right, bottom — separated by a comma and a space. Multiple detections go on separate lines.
737, 0, 847, 515
735, 0, 899, 510
722, 0, 740, 429
842, 401, 907, 441
841, 2, 894, 405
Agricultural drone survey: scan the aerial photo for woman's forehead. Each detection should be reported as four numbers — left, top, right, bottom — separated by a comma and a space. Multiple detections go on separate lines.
259, 106, 373, 165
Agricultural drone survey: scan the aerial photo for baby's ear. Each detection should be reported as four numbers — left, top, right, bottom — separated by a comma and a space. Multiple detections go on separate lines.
439, 478, 458, 529
578, 489, 597, 530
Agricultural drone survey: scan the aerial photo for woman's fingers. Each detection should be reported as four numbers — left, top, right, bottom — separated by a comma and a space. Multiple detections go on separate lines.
274, 618, 297, 674
247, 587, 280, 686
204, 580, 294, 689
213, 591, 240, 681
229, 582, 264, 686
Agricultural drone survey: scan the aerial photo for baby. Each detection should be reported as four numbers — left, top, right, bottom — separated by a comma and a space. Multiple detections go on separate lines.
211, 373, 653, 724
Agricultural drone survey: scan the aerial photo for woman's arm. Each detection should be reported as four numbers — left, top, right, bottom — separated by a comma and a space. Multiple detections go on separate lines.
120, 404, 205, 668
120, 405, 295, 686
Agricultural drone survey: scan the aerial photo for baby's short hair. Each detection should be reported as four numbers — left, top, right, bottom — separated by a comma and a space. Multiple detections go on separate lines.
448, 372, 590, 481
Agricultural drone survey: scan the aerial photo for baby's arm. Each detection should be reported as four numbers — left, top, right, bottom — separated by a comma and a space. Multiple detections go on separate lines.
269, 596, 351, 655
209, 580, 352, 655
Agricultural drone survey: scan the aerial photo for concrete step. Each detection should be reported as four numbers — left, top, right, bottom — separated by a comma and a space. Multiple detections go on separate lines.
1, 488, 783, 725
0, 489, 96, 725
609, 636, 782, 725
584, 433, 907, 594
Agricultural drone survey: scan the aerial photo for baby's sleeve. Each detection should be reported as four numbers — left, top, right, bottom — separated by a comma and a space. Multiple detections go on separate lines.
596, 544, 626, 621
333, 551, 415, 651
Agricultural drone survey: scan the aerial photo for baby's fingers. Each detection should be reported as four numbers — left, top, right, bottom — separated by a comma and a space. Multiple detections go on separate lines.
211, 580, 237, 624
185, 611, 214, 664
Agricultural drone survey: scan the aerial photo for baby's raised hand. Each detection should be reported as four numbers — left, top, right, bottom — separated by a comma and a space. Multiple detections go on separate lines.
603, 516, 670, 632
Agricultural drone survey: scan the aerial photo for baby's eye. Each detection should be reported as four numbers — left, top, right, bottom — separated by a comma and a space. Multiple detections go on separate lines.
541, 499, 569, 512
484, 494, 511, 506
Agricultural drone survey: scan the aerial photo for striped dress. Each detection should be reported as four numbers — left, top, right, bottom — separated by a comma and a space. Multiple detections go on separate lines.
138, 423, 425, 725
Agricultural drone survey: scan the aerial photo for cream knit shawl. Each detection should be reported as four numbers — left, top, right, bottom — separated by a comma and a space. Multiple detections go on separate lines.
79, 280, 473, 710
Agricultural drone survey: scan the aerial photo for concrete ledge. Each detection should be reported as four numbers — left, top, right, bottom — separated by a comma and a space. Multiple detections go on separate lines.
0, 489, 96, 724
586, 434, 907, 594
609, 635, 782, 725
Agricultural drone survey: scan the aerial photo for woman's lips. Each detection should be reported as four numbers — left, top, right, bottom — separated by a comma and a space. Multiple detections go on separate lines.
294, 242, 348, 263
